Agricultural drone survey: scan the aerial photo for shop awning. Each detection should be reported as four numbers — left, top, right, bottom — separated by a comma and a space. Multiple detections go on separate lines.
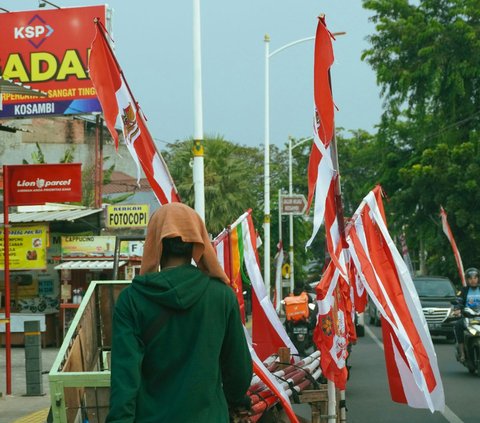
0, 208, 103, 224
54, 261, 127, 270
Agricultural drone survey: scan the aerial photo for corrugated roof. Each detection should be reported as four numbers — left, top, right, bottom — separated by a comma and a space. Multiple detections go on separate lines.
0, 208, 103, 224
54, 260, 127, 270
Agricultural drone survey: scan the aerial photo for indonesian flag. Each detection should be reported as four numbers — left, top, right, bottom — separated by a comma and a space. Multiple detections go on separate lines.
240, 212, 298, 361
347, 186, 445, 412
306, 17, 337, 252
88, 20, 179, 205
440, 206, 465, 287
349, 256, 367, 313
312, 250, 352, 390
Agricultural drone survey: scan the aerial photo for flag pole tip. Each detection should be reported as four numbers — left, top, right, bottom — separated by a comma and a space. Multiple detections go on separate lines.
264, 34, 270, 42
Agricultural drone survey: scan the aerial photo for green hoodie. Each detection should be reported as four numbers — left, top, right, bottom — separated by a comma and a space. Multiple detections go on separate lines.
106, 264, 253, 423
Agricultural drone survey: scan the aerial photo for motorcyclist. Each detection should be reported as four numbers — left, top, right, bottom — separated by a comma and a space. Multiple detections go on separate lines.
454, 267, 480, 362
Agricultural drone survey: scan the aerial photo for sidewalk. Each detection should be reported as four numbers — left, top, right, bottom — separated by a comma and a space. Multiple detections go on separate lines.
0, 347, 59, 423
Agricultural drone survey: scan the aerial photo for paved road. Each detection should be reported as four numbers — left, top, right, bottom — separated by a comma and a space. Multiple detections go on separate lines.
346, 323, 480, 423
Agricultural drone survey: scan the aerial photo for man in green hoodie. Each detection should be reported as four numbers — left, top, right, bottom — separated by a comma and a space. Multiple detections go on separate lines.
106, 203, 253, 423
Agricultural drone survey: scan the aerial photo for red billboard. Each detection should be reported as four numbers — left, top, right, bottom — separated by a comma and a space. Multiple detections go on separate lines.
0, 5, 107, 118
5, 163, 82, 205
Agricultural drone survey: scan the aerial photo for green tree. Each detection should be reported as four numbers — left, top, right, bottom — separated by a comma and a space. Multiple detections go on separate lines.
361, 0, 480, 280
163, 136, 264, 235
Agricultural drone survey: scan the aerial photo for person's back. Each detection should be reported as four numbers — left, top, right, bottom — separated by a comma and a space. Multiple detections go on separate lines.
106, 203, 252, 423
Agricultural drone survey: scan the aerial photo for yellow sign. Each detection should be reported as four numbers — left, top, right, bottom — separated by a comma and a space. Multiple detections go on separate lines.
282, 263, 291, 278
0, 224, 48, 270
106, 204, 150, 228
61, 235, 116, 259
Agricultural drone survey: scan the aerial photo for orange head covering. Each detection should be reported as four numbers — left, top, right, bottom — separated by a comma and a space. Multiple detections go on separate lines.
139, 203, 229, 284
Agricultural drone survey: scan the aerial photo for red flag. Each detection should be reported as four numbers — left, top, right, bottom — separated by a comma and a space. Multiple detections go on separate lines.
88, 21, 179, 205
347, 186, 444, 412
440, 206, 465, 287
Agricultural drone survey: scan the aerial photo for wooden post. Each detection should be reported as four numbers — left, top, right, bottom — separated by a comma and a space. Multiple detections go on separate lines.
278, 347, 290, 368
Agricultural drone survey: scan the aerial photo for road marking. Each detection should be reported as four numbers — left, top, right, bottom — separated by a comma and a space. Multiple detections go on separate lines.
365, 325, 384, 350
365, 325, 464, 423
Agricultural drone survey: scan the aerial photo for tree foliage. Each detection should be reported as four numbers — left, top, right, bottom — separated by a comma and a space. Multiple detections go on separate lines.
361, 0, 480, 283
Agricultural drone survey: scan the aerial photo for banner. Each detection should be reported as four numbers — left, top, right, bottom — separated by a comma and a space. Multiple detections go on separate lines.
0, 5, 107, 118
0, 224, 48, 270
5, 163, 82, 205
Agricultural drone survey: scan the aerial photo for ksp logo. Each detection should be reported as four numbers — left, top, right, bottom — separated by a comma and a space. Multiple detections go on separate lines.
14, 14, 54, 49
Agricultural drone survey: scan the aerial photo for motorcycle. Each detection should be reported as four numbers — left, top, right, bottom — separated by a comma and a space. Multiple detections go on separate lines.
282, 293, 318, 356
456, 306, 480, 375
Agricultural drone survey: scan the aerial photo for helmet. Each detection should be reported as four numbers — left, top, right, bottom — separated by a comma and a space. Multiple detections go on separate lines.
465, 267, 479, 279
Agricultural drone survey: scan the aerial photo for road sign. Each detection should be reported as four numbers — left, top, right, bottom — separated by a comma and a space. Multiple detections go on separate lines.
280, 194, 307, 215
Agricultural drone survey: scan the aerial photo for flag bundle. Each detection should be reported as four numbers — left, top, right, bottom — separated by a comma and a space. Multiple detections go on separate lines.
347, 186, 444, 412
440, 206, 465, 286
88, 20, 179, 205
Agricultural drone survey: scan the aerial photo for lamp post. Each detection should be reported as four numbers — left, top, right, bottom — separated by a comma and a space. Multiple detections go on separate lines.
264, 31, 345, 297
264, 35, 315, 298
192, 0, 205, 221
288, 136, 312, 292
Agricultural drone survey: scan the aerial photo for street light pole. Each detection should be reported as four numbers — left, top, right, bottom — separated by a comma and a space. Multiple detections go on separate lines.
264, 34, 315, 299
264, 34, 271, 296
288, 136, 312, 293
192, 0, 205, 221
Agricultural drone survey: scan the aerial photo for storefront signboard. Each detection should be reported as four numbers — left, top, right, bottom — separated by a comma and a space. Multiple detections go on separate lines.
106, 204, 150, 228
0, 224, 48, 270
5, 163, 82, 205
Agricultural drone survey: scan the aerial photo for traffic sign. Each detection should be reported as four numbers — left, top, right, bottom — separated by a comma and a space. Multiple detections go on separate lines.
280, 194, 307, 215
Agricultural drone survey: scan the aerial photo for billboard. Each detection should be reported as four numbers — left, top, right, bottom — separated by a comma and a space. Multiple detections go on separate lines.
0, 5, 108, 118
4, 163, 82, 205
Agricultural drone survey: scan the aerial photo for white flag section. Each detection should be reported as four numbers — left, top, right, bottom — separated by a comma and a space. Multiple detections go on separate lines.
306, 131, 335, 248
347, 187, 444, 412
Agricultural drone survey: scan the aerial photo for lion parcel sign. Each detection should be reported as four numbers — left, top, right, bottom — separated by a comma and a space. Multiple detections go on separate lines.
5, 163, 82, 206
0, 5, 107, 118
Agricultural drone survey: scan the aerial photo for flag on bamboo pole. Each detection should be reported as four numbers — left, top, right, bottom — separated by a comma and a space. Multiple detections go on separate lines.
227, 211, 297, 360
347, 186, 445, 412
306, 16, 338, 258
312, 251, 354, 390
440, 206, 465, 287
88, 20, 179, 205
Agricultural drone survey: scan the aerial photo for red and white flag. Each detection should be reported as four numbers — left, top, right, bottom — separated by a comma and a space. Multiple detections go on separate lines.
440, 206, 465, 287
306, 17, 338, 260
241, 213, 298, 361
89, 20, 179, 205
347, 186, 444, 412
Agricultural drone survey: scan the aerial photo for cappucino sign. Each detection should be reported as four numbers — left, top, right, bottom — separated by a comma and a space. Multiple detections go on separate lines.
5, 163, 82, 206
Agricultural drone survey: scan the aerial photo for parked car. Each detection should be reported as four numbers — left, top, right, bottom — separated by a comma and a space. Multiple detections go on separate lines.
367, 276, 460, 341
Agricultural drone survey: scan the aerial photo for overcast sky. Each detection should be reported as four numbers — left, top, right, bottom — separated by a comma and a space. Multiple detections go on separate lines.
4, 1, 382, 150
